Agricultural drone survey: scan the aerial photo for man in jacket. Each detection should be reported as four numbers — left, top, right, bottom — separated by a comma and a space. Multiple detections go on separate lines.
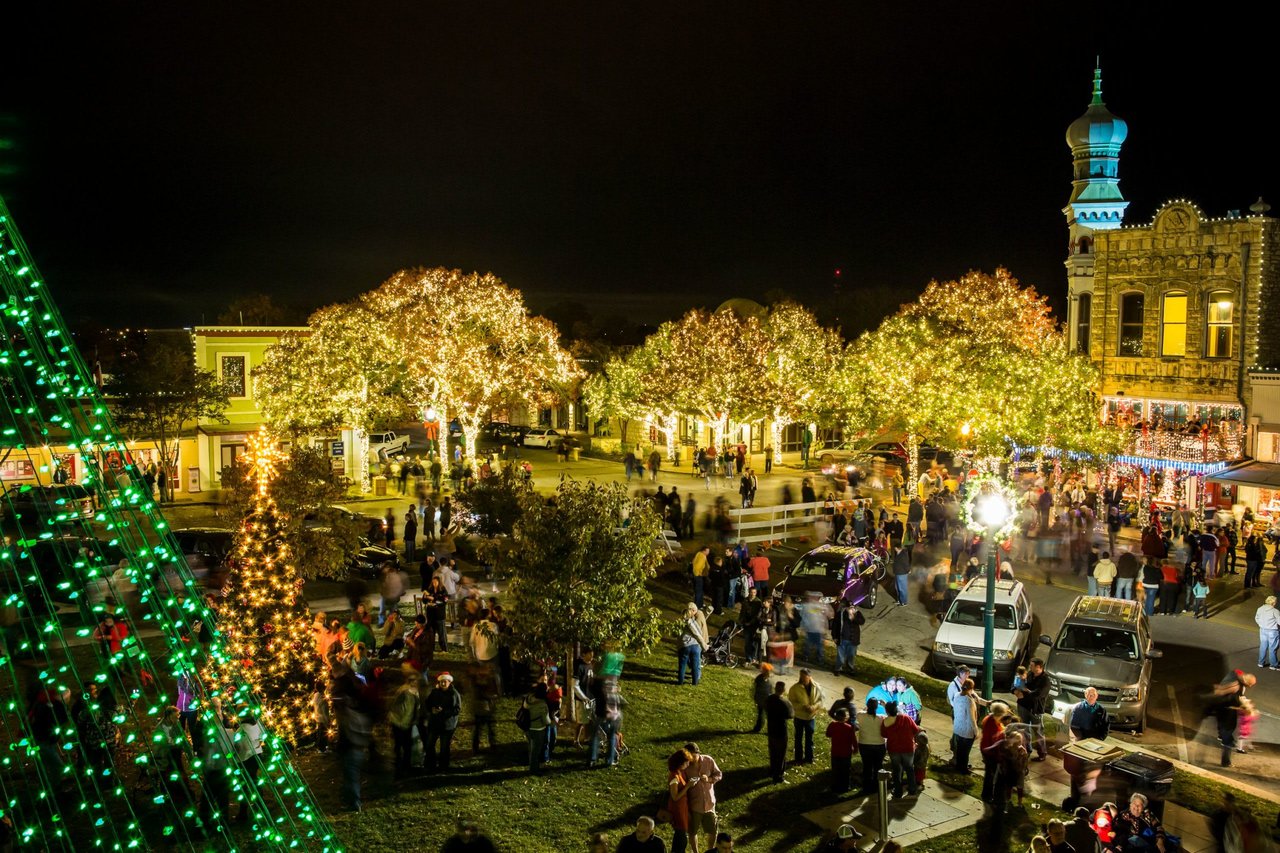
1014, 658, 1049, 759
1114, 550, 1140, 600
1092, 552, 1117, 597
833, 603, 865, 677
764, 680, 793, 783
423, 672, 461, 772
691, 546, 711, 610
1256, 595, 1280, 670
788, 669, 825, 765
1068, 686, 1110, 742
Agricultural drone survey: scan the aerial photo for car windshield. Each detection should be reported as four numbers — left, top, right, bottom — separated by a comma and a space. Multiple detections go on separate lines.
1055, 625, 1140, 661
791, 552, 849, 578
945, 601, 1017, 630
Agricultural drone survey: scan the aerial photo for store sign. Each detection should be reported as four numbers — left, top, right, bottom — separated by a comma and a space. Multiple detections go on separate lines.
331, 441, 344, 457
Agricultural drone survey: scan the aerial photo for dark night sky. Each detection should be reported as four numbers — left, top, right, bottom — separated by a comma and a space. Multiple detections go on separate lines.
2, 4, 1276, 334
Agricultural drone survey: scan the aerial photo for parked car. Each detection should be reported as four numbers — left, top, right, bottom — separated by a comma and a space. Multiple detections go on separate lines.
479, 422, 528, 446
1040, 595, 1162, 733
821, 453, 878, 492
303, 505, 386, 540
522, 428, 564, 449
367, 431, 410, 460
171, 527, 236, 589
773, 544, 884, 608
1, 483, 96, 528
314, 536, 399, 580
17, 536, 126, 606
931, 577, 1035, 685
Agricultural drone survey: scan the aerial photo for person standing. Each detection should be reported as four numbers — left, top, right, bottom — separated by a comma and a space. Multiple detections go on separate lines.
387, 665, 420, 778
764, 681, 793, 783
1114, 550, 1139, 600
1255, 595, 1280, 670
825, 708, 856, 794
1245, 534, 1266, 589
951, 679, 978, 773
1013, 658, 1049, 760
1068, 687, 1110, 742
691, 546, 711, 610
383, 508, 396, 549
648, 449, 662, 482
834, 603, 865, 677
523, 683, 552, 774
1141, 558, 1162, 616
750, 663, 773, 733
684, 743, 723, 853
856, 698, 886, 795
799, 593, 833, 667
893, 545, 911, 606
665, 749, 698, 853
333, 669, 372, 813
979, 701, 1008, 803
1201, 527, 1221, 579
403, 505, 418, 564
677, 603, 708, 686
788, 669, 825, 765
1092, 552, 1117, 598
883, 701, 922, 798
749, 549, 772, 599
423, 672, 461, 772
764, 445, 774, 475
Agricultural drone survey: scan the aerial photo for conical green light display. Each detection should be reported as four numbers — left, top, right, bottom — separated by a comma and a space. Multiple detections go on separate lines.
0, 195, 340, 851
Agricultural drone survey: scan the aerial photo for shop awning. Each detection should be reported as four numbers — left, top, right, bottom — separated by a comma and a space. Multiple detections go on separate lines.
1206, 461, 1280, 490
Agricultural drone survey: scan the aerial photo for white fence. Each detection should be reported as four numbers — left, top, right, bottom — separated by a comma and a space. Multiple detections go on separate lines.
728, 500, 824, 546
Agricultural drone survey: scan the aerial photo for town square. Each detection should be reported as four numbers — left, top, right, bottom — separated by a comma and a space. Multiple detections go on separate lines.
1, 6, 1279, 853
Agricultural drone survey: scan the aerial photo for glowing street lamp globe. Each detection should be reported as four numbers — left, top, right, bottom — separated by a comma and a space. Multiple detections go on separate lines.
974, 492, 1011, 529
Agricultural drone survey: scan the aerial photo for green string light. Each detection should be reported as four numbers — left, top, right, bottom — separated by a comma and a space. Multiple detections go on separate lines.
0, 195, 340, 851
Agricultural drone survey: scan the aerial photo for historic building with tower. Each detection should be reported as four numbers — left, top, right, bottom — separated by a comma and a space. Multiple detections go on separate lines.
1062, 68, 1280, 520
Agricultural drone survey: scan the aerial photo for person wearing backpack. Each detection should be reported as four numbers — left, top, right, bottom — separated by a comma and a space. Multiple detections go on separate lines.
521, 682, 552, 773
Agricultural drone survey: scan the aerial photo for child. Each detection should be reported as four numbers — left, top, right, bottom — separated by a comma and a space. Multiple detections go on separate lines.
1193, 573, 1210, 618
913, 731, 930, 789
1011, 665, 1028, 696
824, 708, 856, 794
1237, 696, 1258, 752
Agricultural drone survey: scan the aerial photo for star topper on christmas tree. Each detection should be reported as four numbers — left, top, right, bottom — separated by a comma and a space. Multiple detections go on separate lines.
245, 425, 282, 495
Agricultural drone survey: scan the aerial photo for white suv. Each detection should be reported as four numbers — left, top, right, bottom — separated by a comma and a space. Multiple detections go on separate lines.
931, 577, 1034, 687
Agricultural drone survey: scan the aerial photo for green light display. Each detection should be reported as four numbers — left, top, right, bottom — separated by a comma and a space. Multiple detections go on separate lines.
0, 196, 340, 850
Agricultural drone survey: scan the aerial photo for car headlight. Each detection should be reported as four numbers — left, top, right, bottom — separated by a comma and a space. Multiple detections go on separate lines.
933, 642, 953, 654
1048, 676, 1060, 697
1002, 649, 1018, 660
1119, 685, 1142, 702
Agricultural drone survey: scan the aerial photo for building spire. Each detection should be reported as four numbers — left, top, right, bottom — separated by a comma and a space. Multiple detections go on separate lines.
1092, 59, 1104, 105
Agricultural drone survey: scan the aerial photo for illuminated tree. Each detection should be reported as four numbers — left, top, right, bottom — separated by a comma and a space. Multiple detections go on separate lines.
259, 269, 581, 467
204, 427, 322, 746
370, 268, 582, 458
846, 268, 1117, 478
256, 301, 414, 490
762, 302, 846, 462
583, 344, 659, 450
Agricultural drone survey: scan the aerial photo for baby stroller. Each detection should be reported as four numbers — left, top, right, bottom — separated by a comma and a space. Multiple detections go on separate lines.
705, 621, 741, 667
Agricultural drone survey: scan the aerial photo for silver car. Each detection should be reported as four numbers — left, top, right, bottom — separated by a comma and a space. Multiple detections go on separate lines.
1040, 596, 1162, 733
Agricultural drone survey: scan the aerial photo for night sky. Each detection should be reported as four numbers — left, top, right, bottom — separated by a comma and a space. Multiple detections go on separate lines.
2, 5, 1277, 335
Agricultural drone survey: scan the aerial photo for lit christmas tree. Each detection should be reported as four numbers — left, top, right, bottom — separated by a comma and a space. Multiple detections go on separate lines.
0, 197, 338, 851
204, 427, 321, 747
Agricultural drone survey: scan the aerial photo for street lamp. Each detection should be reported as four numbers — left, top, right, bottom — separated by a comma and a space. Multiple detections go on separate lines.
971, 488, 1012, 701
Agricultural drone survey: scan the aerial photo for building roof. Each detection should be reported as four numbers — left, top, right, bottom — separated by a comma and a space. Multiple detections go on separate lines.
1066, 67, 1128, 150
1207, 461, 1280, 490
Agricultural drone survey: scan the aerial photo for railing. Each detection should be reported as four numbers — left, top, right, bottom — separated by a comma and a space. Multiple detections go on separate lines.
728, 500, 826, 546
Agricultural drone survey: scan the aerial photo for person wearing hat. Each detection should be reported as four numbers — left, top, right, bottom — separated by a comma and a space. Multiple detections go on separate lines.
422, 671, 461, 772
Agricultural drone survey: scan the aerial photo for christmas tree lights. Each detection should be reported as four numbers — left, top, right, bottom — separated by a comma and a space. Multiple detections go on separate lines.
0, 196, 339, 851
202, 427, 321, 747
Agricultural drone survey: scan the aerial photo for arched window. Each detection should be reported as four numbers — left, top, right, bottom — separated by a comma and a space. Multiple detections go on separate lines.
1206, 291, 1234, 357
1076, 294, 1092, 355
1160, 292, 1187, 357
1118, 292, 1145, 357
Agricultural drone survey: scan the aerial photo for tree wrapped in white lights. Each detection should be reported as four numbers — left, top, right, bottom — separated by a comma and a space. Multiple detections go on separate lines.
762, 301, 846, 464
845, 268, 1117, 480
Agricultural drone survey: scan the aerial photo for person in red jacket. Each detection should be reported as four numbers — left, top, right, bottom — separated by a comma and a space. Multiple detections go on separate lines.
824, 707, 856, 794
882, 701, 921, 798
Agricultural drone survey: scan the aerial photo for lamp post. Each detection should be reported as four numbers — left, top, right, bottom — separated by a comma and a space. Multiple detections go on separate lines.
974, 491, 1011, 701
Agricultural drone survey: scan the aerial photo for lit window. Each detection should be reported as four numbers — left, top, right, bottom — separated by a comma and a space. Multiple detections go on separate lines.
1076, 294, 1092, 355
1160, 293, 1187, 357
1206, 292, 1233, 357
1118, 293, 1144, 357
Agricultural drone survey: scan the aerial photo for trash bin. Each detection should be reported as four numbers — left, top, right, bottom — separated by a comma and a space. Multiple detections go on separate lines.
1102, 752, 1173, 820
1061, 738, 1124, 811
374, 476, 387, 496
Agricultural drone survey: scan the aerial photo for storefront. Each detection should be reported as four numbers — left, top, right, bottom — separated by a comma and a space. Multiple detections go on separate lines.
1207, 461, 1280, 534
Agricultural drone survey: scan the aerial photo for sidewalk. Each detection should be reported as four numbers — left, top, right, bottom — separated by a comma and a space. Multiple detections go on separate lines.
739, 660, 1244, 851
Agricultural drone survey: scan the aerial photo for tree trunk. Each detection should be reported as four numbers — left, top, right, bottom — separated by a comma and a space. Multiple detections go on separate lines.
565, 643, 578, 724
355, 427, 371, 493
906, 433, 919, 497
